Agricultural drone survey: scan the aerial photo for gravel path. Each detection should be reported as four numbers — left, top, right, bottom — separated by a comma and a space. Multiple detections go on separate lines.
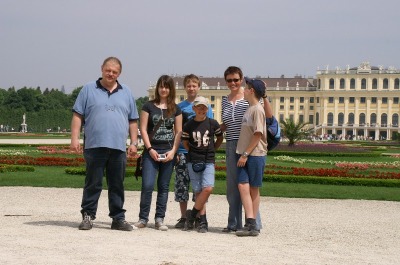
1, 187, 399, 265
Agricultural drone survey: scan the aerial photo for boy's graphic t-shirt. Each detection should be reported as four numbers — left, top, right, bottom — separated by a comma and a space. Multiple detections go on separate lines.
177, 100, 213, 154
182, 118, 223, 163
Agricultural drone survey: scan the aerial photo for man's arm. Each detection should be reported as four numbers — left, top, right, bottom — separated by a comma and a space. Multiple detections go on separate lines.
70, 112, 83, 152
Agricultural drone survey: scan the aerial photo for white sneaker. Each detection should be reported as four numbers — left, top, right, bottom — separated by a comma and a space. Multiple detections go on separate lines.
133, 219, 147, 228
155, 218, 168, 231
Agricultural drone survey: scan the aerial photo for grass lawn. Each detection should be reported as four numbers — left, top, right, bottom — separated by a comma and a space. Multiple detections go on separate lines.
1, 166, 400, 201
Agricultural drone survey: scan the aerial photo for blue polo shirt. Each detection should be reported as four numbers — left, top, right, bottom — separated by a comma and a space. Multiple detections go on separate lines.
72, 79, 139, 151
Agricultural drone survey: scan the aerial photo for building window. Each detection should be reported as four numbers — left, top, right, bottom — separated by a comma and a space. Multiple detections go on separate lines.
349, 97, 355, 103
211, 104, 215, 109
290, 105, 294, 110
309, 115, 314, 124
381, 113, 388, 127
299, 105, 304, 110
279, 114, 284, 122
359, 113, 366, 126
310, 106, 314, 110
180, 95, 185, 101
361, 78, 367, 89
339, 97, 344, 103
329, 78, 335, 89
290, 97, 294, 103
392, 114, 399, 126
340, 78, 345, 89
350, 78, 355, 89
289, 114, 294, 121
372, 78, 378, 89
371, 97, 377, 104
360, 97, 366, 103
211, 96, 215, 101
338, 113, 344, 126
370, 113, 377, 126
300, 97, 304, 103
310, 97, 314, 103
383, 78, 389, 89
316, 112, 320, 125
382, 97, 388, 104
327, 113, 334, 126
348, 113, 354, 125
328, 97, 334, 103
299, 115, 304, 123
280, 97, 284, 103
317, 97, 320, 103
280, 105, 284, 110
394, 97, 399, 104
395, 78, 400, 89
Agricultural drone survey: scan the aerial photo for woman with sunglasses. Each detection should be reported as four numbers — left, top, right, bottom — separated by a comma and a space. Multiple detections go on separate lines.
220, 66, 262, 233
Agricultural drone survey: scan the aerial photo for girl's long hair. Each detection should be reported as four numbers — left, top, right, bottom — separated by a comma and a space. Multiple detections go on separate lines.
153, 75, 177, 116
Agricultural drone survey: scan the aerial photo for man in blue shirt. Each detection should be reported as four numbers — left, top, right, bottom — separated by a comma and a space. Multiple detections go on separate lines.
71, 57, 139, 231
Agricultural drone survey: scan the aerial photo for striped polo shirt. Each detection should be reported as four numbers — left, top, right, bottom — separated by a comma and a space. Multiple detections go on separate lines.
221, 95, 249, 141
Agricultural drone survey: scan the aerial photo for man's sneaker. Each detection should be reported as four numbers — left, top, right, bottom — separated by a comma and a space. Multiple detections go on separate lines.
134, 219, 147, 228
184, 209, 195, 230
174, 217, 186, 229
79, 212, 93, 230
197, 222, 208, 233
155, 218, 168, 231
222, 227, 237, 233
111, 219, 134, 231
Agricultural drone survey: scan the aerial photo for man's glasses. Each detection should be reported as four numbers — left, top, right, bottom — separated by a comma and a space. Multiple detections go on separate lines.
226, 78, 240, 83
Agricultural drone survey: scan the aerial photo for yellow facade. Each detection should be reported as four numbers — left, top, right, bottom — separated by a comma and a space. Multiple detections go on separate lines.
147, 62, 400, 140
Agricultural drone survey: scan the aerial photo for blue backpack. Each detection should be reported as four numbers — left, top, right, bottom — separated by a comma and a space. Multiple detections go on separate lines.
266, 116, 281, 151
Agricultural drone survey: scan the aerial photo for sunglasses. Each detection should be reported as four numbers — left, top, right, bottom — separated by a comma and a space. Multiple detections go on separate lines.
226, 78, 240, 83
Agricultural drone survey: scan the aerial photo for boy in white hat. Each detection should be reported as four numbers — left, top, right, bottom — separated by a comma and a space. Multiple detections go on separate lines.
181, 96, 223, 233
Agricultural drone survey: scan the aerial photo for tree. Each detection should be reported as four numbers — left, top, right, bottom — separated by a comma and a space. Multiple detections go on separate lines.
281, 118, 314, 146
135, 96, 149, 115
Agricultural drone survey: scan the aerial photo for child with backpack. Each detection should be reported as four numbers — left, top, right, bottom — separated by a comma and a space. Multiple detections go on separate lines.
235, 77, 268, 237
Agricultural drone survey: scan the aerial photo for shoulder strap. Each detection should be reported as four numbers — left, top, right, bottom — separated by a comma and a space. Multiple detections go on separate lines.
149, 112, 172, 140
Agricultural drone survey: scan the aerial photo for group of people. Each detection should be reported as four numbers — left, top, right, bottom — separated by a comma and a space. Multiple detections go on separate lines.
70, 57, 272, 237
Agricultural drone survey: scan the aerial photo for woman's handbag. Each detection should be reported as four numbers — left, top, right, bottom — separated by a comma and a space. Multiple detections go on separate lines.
134, 155, 142, 180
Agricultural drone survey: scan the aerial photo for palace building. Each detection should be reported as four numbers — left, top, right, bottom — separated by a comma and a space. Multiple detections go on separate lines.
147, 62, 400, 140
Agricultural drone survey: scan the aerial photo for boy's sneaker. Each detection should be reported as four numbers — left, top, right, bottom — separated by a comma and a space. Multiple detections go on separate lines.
236, 220, 259, 237
174, 217, 186, 228
184, 209, 195, 230
155, 218, 168, 231
111, 219, 134, 231
79, 212, 93, 230
194, 217, 201, 228
134, 219, 147, 228
197, 222, 208, 233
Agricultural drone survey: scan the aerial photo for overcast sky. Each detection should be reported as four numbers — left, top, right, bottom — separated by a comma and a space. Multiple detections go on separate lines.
1, 0, 399, 97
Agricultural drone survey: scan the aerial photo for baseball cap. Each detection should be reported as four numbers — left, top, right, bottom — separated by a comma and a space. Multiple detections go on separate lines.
244, 77, 266, 98
193, 96, 209, 108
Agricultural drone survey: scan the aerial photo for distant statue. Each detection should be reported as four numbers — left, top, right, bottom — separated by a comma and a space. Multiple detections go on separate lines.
21, 113, 27, 133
